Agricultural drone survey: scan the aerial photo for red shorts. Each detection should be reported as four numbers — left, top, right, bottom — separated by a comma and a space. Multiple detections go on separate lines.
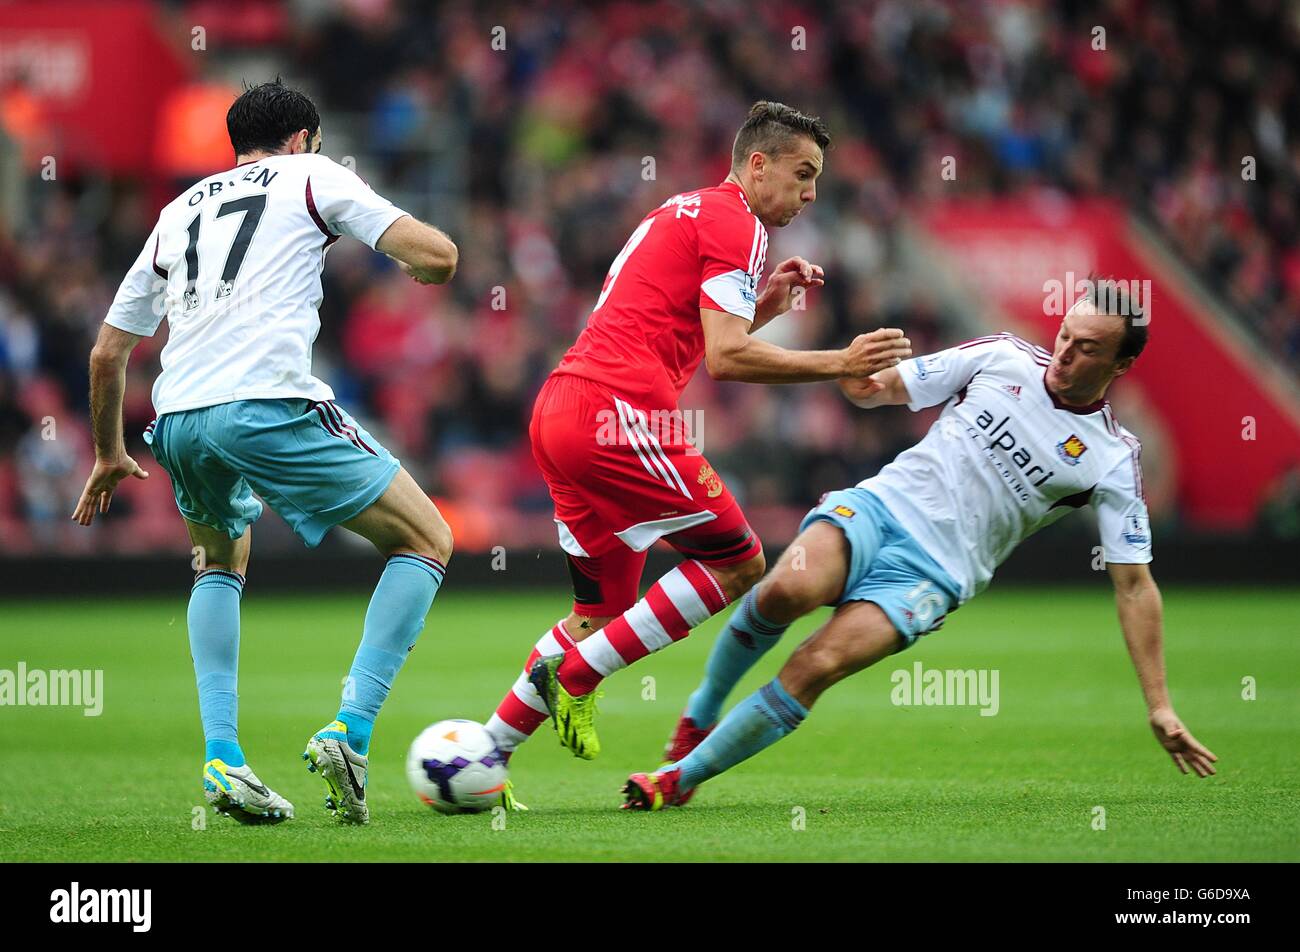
531, 373, 762, 615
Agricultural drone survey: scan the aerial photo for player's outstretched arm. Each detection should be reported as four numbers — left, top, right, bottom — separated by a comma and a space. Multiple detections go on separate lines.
702, 308, 910, 384
376, 215, 459, 285
838, 367, 912, 408
1108, 562, 1218, 777
72, 324, 149, 526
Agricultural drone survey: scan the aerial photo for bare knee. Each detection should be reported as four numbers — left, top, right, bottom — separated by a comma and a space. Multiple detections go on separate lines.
756, 565, 830, 624
709, 549, 766, 603
414, 507, 453, 564
779, 603, 904, 707
189, 525, 250, 577
390, 504, 452, 564
195, 547, 250, 578
345, 468, 453, 563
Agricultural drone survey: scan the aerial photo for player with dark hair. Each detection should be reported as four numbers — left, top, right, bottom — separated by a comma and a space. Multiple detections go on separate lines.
73, 79, 460, 825
624, 285, 1218, 810
483, 101, 913, 775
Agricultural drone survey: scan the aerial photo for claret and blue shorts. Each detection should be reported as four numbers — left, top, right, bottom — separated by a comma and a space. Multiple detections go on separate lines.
799, 487, 962, 648
145, 398, 400, 547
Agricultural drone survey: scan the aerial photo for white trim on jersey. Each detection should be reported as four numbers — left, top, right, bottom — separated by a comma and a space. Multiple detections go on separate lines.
751, 225, 768, 281
614, 510, 718, 552
636, 404, 693, 497
1119, 433, 1146, 501
1000, 334, 1051, 365
959, 333, 1051, 365
615, 397, 667, 485
701, 268, 758, 321
746, 217, 763, 275
554, 519, 591, 557
1101, 405, 1119, 437
614, 397, 692, 498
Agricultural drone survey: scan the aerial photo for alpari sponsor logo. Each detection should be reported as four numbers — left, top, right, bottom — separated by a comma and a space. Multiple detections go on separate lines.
50, 882, 151, 932
968, 409, 1056, 501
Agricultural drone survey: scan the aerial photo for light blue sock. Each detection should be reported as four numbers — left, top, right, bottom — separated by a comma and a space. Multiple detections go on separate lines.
338, 553, 445, 755
673, 677, 808, 791
685, 588, 790, 726
188, 569, 246, 768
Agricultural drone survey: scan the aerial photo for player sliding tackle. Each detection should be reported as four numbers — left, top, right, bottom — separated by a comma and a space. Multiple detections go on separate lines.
484, 102, 912, 778
73, 81, 460, 825
623, 283, 1218, 809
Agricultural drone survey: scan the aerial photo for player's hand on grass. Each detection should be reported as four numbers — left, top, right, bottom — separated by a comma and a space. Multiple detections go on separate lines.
1149, 707, 1218, 777
757, 256, 825, 318
841, 328, 911, 378
72, 455, 149, 526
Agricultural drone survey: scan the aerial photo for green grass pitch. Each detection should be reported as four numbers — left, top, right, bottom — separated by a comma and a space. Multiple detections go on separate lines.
1, 586, 1296, 862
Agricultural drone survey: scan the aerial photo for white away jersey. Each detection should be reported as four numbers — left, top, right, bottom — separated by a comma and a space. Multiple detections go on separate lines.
104, 153, 408, 415
861, 333, 1151, 602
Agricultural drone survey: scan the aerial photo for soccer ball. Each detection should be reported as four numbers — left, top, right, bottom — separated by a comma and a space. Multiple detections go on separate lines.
405, 719, 508, 815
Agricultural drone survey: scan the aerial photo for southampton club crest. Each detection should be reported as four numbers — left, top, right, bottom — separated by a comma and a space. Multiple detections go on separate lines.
697, 463, 723, 498
1056, 434, 1088, 466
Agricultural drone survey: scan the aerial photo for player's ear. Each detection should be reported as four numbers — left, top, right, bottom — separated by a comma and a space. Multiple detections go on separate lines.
1112, 356, 1135, 378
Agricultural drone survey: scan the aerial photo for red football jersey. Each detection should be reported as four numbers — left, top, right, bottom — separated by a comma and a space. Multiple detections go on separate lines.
554, 181, 769, 408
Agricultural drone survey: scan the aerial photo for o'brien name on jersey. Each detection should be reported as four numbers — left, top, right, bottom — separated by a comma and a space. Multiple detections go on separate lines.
185, 162, 280, 205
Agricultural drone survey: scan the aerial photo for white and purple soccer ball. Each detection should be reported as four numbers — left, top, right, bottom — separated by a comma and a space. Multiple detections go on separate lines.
406, 719, 509, 815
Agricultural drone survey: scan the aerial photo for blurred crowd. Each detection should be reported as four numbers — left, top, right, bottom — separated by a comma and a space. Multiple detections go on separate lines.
2, 0, 1298, 553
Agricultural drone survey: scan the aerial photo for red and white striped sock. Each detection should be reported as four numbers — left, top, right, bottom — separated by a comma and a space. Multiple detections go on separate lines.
484, 621, 576, 754
557, 560, 728, 697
